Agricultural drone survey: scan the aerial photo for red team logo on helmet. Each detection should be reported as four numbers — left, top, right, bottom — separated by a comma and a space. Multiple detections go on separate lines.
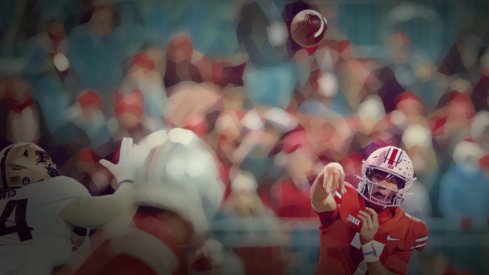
384, 147, 402, 169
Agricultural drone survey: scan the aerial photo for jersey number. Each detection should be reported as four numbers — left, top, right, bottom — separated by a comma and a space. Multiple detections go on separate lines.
0, 199, 33, 241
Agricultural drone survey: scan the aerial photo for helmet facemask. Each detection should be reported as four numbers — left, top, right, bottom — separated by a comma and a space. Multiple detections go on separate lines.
358, 167, 406, 207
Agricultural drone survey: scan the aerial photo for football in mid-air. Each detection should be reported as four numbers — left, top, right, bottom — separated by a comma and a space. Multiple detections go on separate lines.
290, 9, 327, 48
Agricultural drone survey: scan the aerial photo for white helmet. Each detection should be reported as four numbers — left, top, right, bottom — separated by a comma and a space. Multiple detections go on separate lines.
358, 146, 415, 207
135, 128, 224, 235
0, 142, 59, 190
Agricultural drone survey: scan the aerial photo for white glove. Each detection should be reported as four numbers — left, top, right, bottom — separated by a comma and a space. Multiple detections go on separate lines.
99, 137, 137, 186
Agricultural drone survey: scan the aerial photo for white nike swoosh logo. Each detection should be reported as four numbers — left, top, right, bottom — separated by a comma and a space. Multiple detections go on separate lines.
386, 235, 400, 241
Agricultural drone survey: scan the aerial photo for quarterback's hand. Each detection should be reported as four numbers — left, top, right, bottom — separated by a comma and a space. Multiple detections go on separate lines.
321, 162, 346, 195
359, 207, 379, 244
310, 162, 346, 212
99, 137, 136, 185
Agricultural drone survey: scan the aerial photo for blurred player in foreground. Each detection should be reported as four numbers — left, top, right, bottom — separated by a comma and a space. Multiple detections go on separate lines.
61, 128, 225, 275
310, 146, 429, 275
0, 140, 136, 275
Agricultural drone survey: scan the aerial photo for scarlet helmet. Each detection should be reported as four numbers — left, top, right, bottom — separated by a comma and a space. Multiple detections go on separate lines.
0, 142, 59, 190
358, 146, 415, 207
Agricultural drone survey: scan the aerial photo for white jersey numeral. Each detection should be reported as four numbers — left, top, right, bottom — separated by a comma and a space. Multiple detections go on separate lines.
0, 199, 33, 241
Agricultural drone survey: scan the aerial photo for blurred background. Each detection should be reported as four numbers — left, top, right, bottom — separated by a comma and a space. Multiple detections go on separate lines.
1, 0, 488, 274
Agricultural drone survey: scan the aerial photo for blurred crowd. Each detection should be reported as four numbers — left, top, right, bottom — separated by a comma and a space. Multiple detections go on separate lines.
1, 0, 489, 274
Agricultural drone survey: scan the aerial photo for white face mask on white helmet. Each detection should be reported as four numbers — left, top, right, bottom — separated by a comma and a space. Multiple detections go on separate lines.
357, 146, 415, 207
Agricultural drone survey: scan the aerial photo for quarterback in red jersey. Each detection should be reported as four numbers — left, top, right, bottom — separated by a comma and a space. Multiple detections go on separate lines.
310, 146, 429, 275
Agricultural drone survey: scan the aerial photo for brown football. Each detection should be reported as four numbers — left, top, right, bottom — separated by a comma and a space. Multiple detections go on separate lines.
290, 9, 327, 48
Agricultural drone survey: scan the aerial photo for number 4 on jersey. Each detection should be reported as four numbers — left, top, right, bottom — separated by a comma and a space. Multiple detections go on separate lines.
0, 199, 33, 241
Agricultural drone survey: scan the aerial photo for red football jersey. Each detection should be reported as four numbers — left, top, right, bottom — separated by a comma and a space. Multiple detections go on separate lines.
316, 183, 429, 275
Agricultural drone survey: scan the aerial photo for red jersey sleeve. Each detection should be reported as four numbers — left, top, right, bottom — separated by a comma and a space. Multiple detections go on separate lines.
315, 191, 344, 227
384, 216, 429, 274
410, 219, 429, 251
317, 207, 340, 227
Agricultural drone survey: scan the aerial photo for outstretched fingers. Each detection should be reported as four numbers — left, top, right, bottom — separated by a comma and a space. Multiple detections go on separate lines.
99, 159, 115, 171
121, 137, 134, 161
339, 169, 346, 194
323, 169, 334, 194
318, 163, 347, 196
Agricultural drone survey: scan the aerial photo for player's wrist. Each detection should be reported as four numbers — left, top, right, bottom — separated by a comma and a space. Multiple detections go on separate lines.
360, 235, 373, 245
361, 241, 380, 262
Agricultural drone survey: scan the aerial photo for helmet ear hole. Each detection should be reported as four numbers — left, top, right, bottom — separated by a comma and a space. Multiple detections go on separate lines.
48, 166, 59, 177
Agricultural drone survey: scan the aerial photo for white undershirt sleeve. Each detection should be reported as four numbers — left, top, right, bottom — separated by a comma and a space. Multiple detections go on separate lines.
59, 183, 135, 228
